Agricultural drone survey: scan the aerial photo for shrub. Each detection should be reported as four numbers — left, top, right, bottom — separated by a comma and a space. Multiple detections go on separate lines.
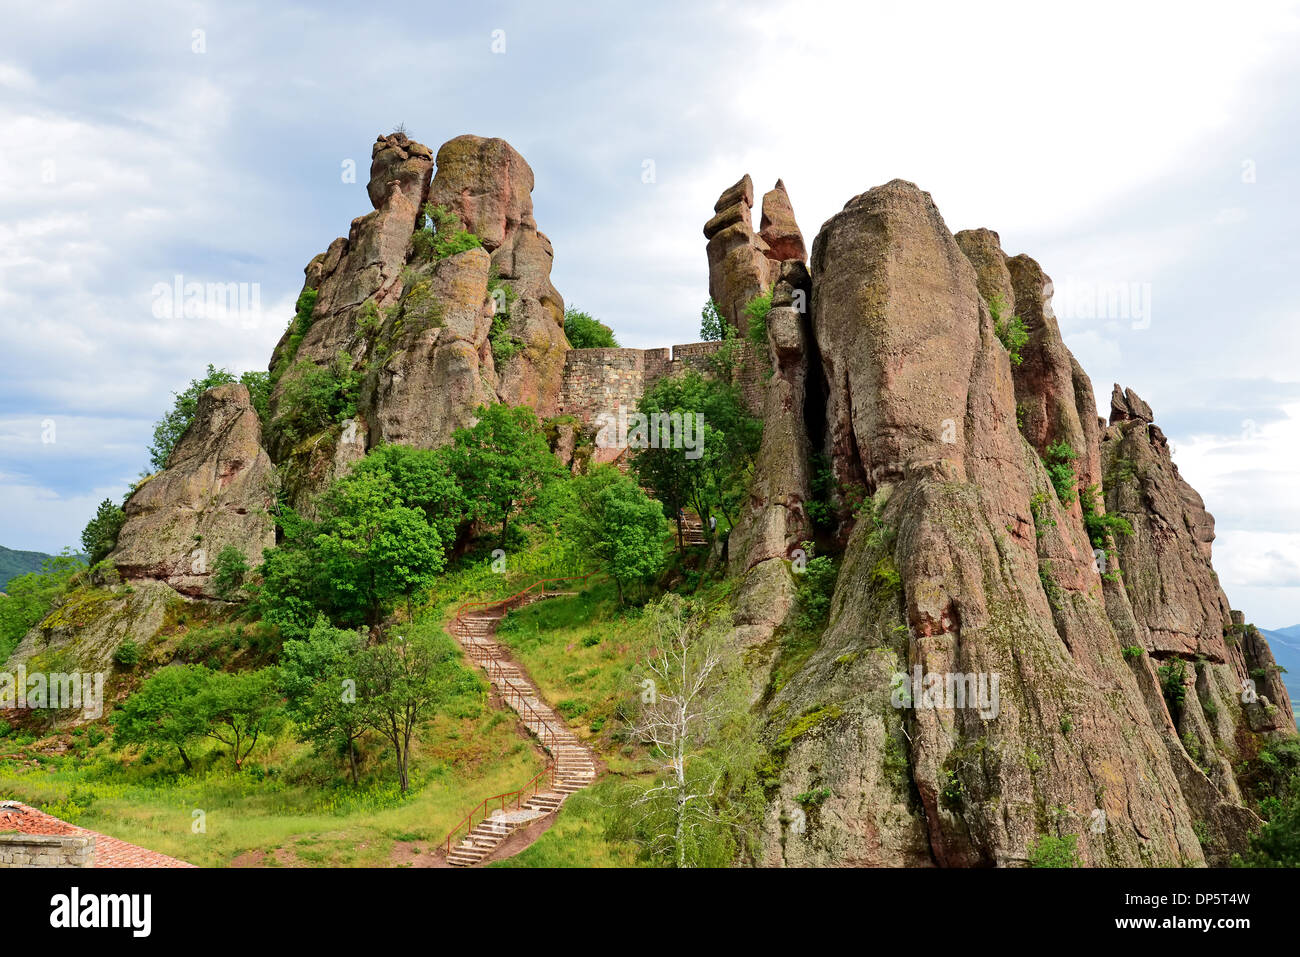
743, 286, 774, 353
989, 294, 1029, 366
113, 639, 141, 668
794, 546, 838, 633
411, 203, 481, 262
1121, 645, 1144, 661
271, 288, 319, 385
564, 307, 618, 349
268, 352, 362, 447
1028, 833, 1081, 867
700, 298, 728, 341
212, 546, 250, 599
1080, 484, 1133, 549
1158, 659, 1188, 716
1043, 440, 1078, 504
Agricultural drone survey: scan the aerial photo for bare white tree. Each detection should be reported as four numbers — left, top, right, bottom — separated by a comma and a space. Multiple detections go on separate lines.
620, 593, 755, 867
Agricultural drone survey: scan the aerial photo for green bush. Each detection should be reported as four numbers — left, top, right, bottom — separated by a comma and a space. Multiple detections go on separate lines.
989, 294, 1029, 366
743, 286, 774, 353
1080, 483, 1133, 549
113, 639, 141, 668
268, 352, 362, 448
1028, 833, 1081, 867
564, 307, 618, 349
1043, 440, 1078, 504
1121, 645, 1144, 660
411, 203, 481, 262
212, 546, 250, 600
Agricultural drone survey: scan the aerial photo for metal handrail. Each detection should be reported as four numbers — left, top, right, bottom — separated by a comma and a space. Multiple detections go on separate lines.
441, 570, 606, 860
443, 762, 558, 856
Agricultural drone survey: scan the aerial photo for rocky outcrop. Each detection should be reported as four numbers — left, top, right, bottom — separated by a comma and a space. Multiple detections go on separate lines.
759, 179, 1232, 867
1100, 392, 1231, 661
427, 134, 567, 415
758, 180, 806, 263
266, 133, 568, 510
110, 384, 276, 597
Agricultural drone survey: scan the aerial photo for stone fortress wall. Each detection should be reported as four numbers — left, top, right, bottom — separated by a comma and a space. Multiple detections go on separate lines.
558, 340, 763, 427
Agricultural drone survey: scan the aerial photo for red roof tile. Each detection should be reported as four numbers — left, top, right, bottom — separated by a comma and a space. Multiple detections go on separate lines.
0, 801, 195, 868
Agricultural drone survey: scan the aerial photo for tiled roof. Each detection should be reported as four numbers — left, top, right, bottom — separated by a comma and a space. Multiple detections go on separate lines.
0, 801, 195, 868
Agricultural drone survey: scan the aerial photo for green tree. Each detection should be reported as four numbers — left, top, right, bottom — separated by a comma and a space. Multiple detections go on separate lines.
699, 298, 728, 342
564, 307, 618, 349
147, 365, 237, 471
359, 633, 463, 793
314, 469, 446, 628
348, 444, 467, 555
632, 370, 761, 547
0, 553, 85, 662
569, 469, 667, 603
212, 546, 250, 600
110, 664, 209, 770
449, 404, 563, 546
743, 286, 773, 353
195, 668, 285, 769
81, 499, 126, 565
281, 616, 372, 784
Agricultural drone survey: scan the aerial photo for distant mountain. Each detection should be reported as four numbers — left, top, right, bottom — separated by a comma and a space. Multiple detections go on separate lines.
0, 545, 60, 591
1260, 626, 1300, 705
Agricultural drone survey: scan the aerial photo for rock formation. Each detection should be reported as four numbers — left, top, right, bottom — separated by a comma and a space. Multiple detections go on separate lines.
266, 132, 568, 510
731, 178, 1295, 867
110, 383, 276, 598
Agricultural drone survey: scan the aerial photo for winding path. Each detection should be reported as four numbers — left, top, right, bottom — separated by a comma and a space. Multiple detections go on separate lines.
443, 584, 598, 867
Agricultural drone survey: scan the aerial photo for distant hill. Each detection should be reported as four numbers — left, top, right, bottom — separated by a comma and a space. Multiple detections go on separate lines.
1260, 625, 1300, 705
0, 545, 60, 591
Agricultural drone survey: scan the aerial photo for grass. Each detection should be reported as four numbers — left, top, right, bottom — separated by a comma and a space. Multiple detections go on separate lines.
489, 777, 643, 867
494, 580, 643, 765
0, 706, 542, 867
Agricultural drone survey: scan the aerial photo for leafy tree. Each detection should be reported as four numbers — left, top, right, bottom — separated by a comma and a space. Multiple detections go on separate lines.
111, 664, 209, 770
81, 499, 126, 565
564, 307, 618, 349
313, 469, 446, 628
348, 444, 467, 554
281, 616, 372, 784
449, 404, 563, 546
359, 632, 466, 793
631, 370, 761, 547
0, 553, 85, 662
147, 364, 237, 471
195, 668, 285, 769
610, 594, 759, 866
699, 298, 728, 342
257, 520, 330, 641
148, 364, 273, 470
212, 546, 249, 600
568, 468, 667, 603
239, 369, 272, 425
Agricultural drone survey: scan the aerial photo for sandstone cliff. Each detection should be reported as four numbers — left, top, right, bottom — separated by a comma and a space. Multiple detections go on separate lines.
725, 178, 1296, 867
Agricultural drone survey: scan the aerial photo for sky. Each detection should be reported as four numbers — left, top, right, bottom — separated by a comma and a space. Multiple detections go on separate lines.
1, 0, 1299, 625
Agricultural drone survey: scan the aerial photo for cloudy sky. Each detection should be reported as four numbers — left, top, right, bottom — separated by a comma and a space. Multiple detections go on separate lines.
2, 0, 1299, 625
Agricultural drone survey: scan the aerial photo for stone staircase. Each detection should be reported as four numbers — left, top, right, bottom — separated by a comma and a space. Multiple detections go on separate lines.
679, 510, 709, 546
444, 595, 598, 867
